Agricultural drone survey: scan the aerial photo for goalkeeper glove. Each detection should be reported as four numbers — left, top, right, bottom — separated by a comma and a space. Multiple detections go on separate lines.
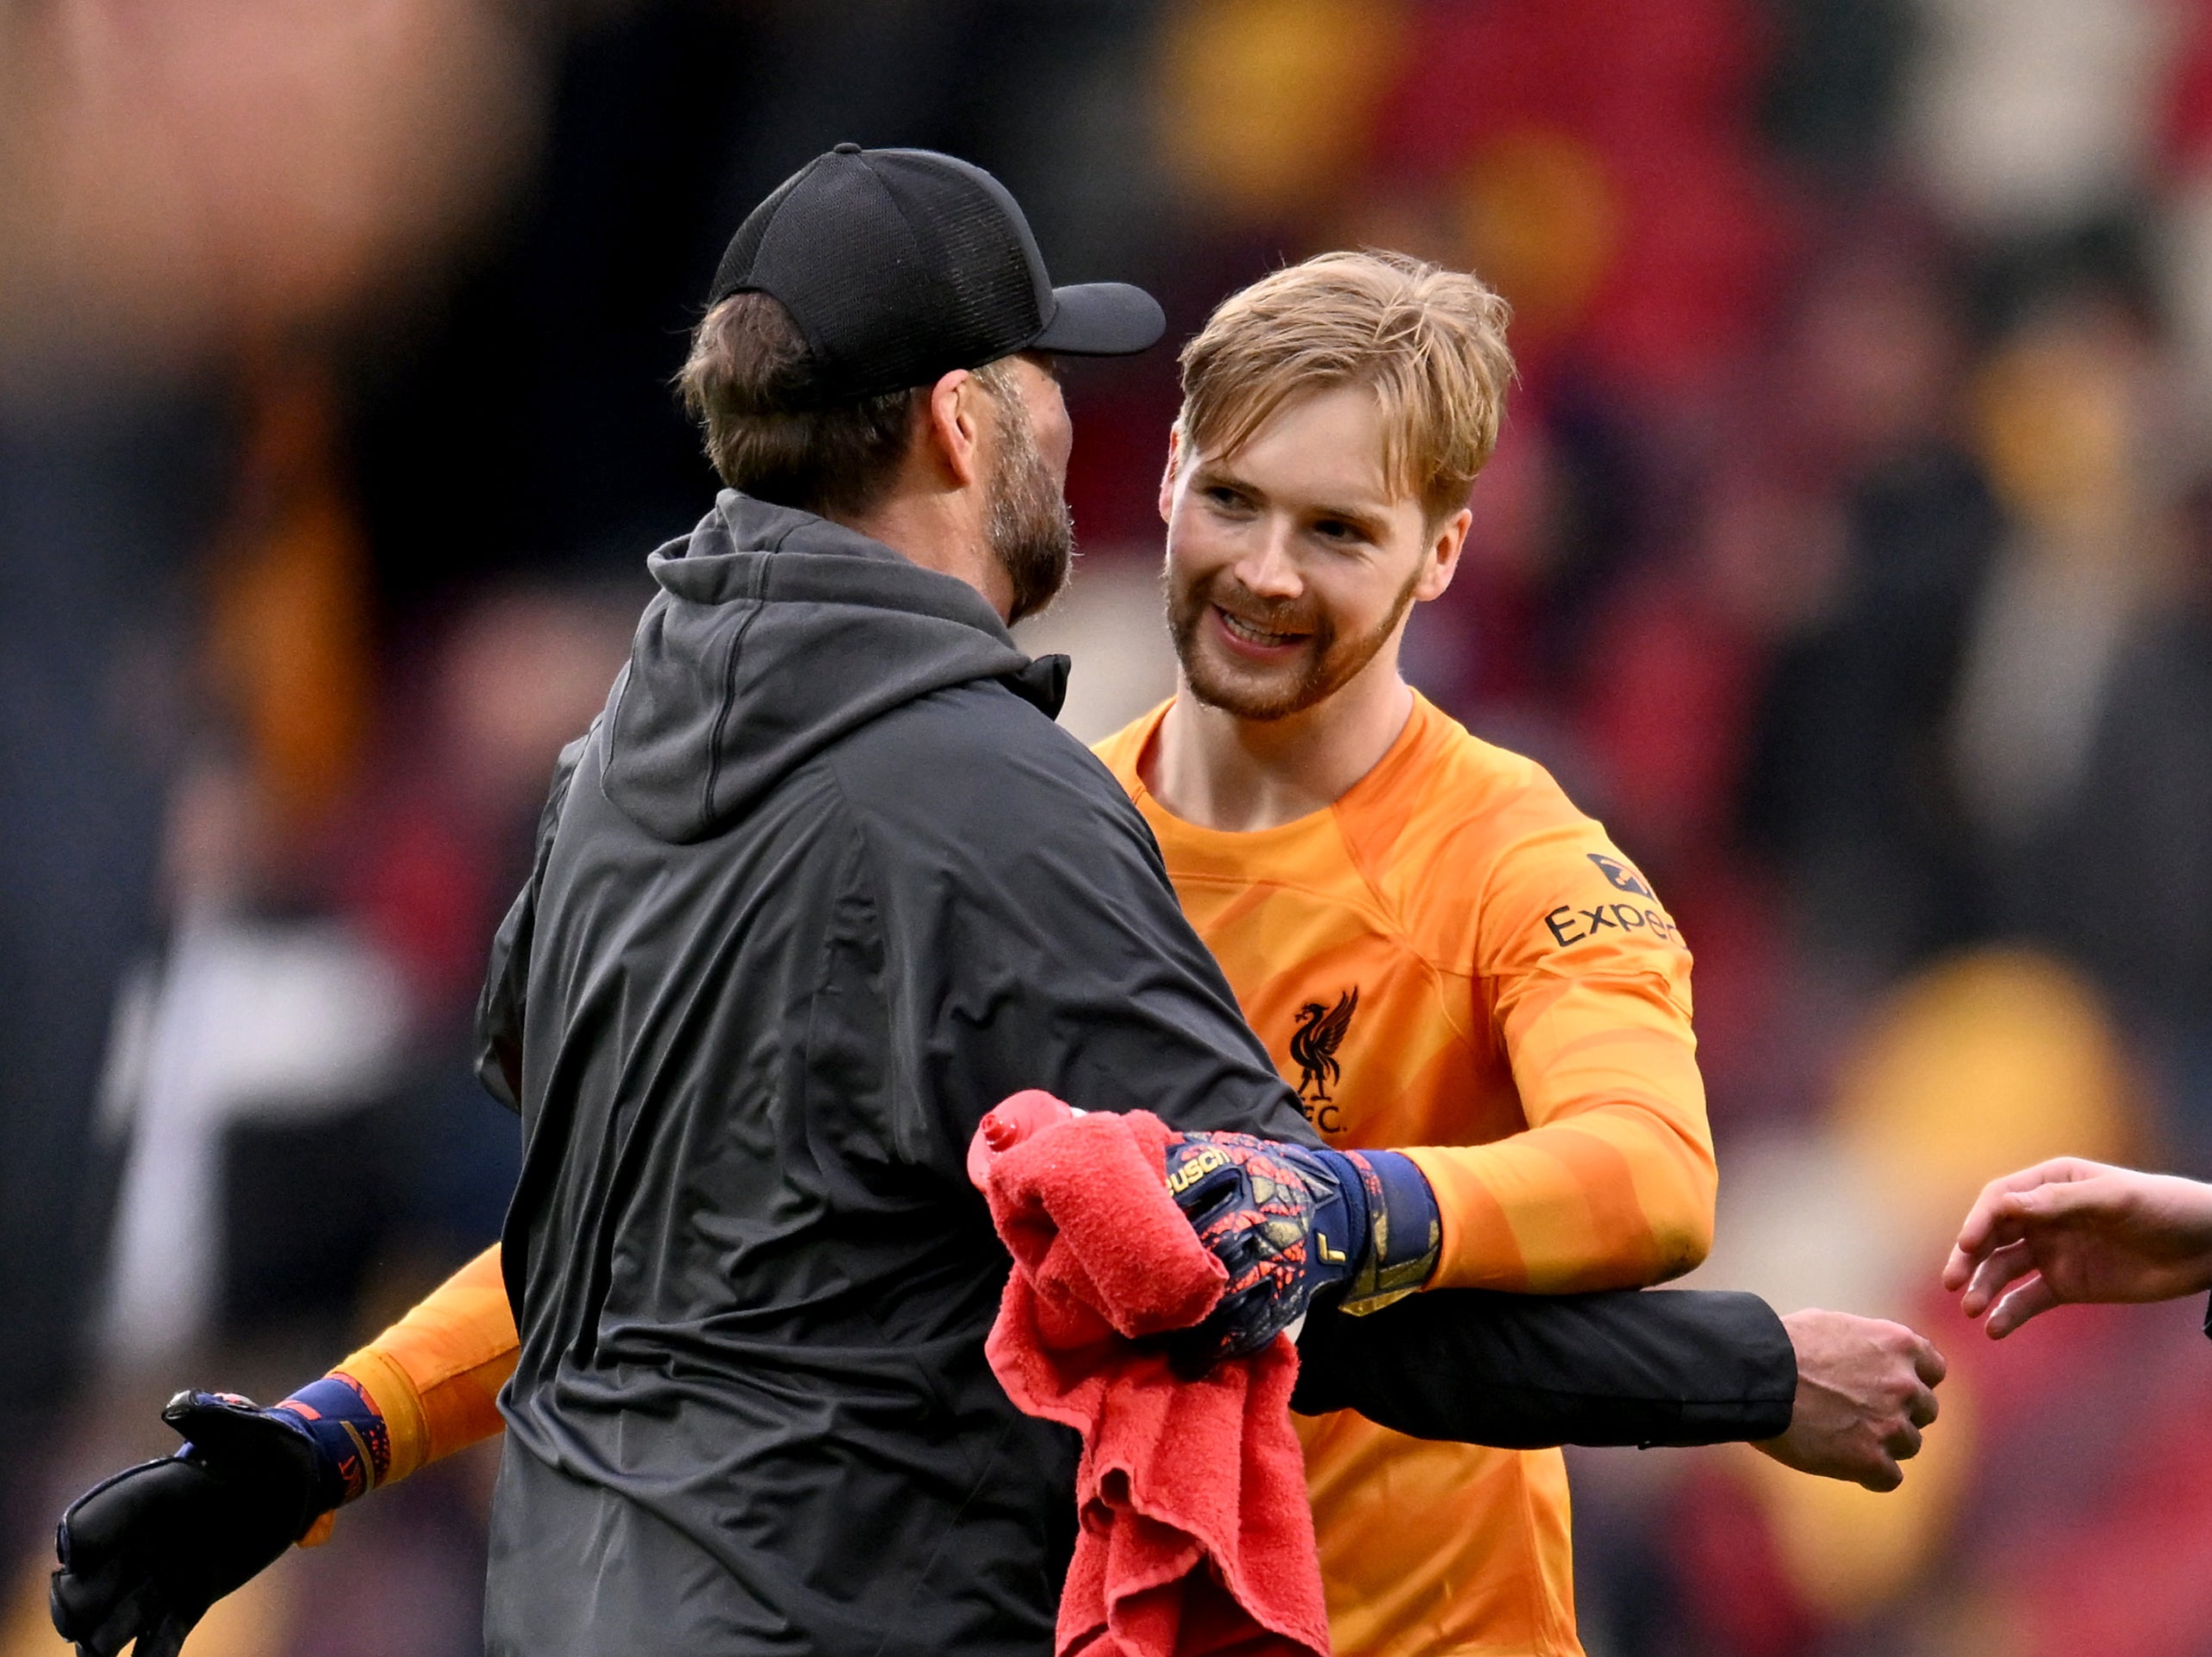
1162, 1132, 1441, 1371
51, 1379, 388, 1657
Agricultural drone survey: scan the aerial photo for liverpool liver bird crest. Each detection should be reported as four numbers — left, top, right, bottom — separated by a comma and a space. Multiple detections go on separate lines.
1290, 988, 1359, 1103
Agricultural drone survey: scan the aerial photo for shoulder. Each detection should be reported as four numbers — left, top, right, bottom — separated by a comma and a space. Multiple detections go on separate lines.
1351, 705, 1594, 904
1366, 707, 1679, 973
829, 678, 1166, 882
838, 677, 1134, 809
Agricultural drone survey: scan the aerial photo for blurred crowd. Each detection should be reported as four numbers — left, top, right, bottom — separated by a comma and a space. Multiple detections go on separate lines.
5, 2, 2212, 1654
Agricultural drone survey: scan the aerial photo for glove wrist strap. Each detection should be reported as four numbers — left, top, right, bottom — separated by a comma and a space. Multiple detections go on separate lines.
1337, 1150, 1441, 1315
272, 1376, 392, 1511
1300, 1148, 1369, 1286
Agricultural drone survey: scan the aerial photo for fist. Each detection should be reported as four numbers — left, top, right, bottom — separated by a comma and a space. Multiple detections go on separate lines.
1753, 1309, 1945, 1492
50, 1392, 326, 1657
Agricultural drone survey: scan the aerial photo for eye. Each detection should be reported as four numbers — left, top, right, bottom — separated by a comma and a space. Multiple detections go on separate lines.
1312, 519, 1364, 543
1204, 485, 1247, 510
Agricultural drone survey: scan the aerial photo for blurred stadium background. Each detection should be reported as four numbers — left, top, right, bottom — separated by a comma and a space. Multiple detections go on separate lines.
6, 1, 2212, 1652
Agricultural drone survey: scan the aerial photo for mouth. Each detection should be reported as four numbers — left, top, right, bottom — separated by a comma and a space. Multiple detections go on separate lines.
1212, 604, 1311, 657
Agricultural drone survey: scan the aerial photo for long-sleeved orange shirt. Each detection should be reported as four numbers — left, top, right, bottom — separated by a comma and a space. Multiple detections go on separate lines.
332, 692, 1713, 1656
1098, 695, 1712, 1657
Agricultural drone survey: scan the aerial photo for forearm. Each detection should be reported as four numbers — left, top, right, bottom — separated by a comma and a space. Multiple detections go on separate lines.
1402, 1101, 1717, 1293
329, 1244, 516, 1486
1293, 1286, 1794, 1448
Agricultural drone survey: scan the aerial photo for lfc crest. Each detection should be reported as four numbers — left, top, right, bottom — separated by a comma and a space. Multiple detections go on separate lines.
1290, 988, 1359, 1107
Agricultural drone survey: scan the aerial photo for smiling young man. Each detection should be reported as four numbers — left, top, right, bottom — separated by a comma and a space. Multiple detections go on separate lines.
1087, 250, 1720, 1656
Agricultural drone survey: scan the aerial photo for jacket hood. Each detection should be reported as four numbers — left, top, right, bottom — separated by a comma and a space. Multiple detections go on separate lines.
599, 491, 1067, 844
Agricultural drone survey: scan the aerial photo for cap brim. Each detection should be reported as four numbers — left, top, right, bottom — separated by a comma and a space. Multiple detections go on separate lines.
1031, 282, 1166, 357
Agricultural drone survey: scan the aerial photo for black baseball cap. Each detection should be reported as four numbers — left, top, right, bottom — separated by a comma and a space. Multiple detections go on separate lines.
706, 144, 1167, 406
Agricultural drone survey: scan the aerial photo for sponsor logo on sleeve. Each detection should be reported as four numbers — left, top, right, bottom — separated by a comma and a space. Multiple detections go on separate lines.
1541, 854, 1681, 949
1586, 852, 1655, 899
1544, 901, 1683, 948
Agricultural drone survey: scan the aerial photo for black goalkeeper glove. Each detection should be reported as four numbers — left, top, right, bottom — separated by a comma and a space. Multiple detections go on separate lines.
51, 1381, 384, 1657
1162, 1132, 1442, 1372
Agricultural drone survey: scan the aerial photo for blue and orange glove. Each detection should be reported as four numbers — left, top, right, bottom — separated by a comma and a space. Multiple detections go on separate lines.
1162, 1132, 1441, 1372
50, 1379, 389, 1657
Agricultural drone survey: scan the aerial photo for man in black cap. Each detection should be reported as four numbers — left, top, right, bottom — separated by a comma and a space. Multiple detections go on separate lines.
475, 145, 1316, 1656
49, 148, 1928, 1657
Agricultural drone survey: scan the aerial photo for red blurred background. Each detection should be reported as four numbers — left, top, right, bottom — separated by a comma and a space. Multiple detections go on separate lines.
6, 3, 2212, 1653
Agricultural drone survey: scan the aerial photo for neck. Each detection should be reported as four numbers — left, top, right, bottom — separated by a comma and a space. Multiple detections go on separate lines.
833, 492, 1013, 621
1145, 656, 1416, 832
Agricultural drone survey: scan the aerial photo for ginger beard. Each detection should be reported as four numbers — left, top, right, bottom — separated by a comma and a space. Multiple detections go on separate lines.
1166, 557, 1424, 722
983, 383, 1075, 625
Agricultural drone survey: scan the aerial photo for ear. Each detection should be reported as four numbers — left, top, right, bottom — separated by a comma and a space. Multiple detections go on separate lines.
1413, 506, 1473, 603
921, 369, 991, 490
1157, 427, 1183, 526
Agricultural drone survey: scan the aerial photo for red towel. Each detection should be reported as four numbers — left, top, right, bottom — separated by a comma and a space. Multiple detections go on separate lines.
969, 1091, 1331, 1657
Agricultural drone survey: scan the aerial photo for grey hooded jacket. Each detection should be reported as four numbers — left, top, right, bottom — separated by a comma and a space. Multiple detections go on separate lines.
475, 492, 1317, 1657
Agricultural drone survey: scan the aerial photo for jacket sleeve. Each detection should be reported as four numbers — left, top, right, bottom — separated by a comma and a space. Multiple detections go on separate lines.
1402, 821, 1717, 1293
1293, 1286, 1795, 1448
844, 695, 1318, 1166
474, 732, 589, 1111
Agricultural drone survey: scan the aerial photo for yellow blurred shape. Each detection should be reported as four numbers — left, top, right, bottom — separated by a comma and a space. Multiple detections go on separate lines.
1156, 0, 1408, 219
207, 361, 373, 838
1972, 314, 2140, 541
1742, 1370, 1977, 1621
1457, 130, 1618, 336
1834, 948, 2134, 1249
1918, 1584, 2032, 1657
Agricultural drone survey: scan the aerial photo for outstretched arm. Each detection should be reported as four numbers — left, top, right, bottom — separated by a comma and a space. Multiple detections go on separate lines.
1945, 1158, 2212, 1336
1295, 1289, 1943, 1492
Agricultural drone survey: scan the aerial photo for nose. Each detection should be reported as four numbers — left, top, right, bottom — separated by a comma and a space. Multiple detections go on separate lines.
1233, 520, 1302, 601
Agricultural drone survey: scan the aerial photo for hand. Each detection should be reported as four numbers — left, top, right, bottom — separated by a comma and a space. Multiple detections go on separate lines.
50, 1392, 331, 1657
1162, 1132, 1440, 1371
1943, 1158, 2212, 1336
1752, 1310, 1944, 1493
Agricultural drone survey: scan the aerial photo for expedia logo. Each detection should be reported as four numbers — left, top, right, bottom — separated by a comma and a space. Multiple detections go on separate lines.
1166, 1145, 1229, 1195
1545, 900, 1681, 948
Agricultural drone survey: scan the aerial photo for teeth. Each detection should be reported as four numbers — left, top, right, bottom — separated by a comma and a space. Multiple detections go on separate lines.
1222, 610, 1298, 647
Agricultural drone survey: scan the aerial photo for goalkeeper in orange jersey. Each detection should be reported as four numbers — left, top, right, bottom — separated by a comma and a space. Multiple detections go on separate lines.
1103, 251, 1735, 1656
53, 236, 1943, 1657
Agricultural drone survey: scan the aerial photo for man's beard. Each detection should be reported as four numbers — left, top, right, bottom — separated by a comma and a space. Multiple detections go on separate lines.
1166, 562, 1423, 721
985, 396, 1075, 626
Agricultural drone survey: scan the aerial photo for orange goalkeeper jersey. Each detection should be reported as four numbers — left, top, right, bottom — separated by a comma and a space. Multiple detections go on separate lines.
1094, 693, 1715, 1657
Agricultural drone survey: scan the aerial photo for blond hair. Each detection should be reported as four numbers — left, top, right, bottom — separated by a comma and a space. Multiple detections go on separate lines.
1176, 250, 1514, 521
